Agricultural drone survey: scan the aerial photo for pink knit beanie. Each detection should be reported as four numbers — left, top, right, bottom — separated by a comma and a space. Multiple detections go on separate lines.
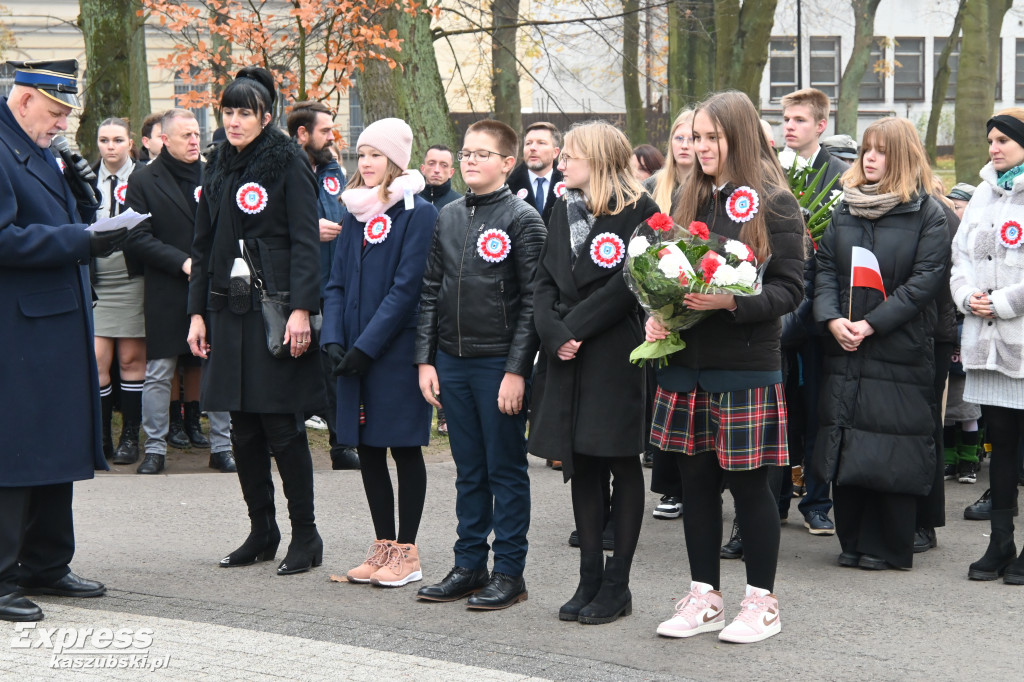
356, 118, 413, 171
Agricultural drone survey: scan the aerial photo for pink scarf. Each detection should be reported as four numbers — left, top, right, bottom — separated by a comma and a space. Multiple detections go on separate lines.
341, 169, 426, 222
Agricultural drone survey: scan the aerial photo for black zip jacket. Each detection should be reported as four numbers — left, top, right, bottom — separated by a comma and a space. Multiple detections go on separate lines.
414, 185, 547, 376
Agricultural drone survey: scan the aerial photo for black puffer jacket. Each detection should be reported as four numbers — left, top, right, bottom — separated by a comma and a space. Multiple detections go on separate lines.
812, 192, 950, 496
414, 185, 547, 376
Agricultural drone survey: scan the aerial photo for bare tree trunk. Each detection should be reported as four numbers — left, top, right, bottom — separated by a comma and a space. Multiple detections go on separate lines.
925, 0, 966, 162
668, 0, 715, 114
128, 1, 150, 150
623, 0, 645, 144
714, 0, 778, 107
954, 0, 1013, 182
77, 0, 134, 158
836, 0, 882, 137
491, 0, 521, 133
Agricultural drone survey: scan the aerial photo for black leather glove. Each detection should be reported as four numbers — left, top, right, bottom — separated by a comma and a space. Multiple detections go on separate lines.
323, 343, 346, 376
89, 227, 129, 258
337, 347, 371, 377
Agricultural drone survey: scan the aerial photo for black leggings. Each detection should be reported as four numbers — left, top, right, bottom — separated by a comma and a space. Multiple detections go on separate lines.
983, 405, 1023, 512
357, 445, 426, 544
677, 452, 779, 591
571, 454, 644, 561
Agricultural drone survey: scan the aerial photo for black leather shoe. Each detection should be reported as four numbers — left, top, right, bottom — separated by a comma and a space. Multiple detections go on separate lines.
720, 520, 743, 559
913, 527, 937, 553
858, 554, 908, 571
466, 572, 527, 610
965, 489, 993, 520
20, 572, 105, 598
209, 450, 237, 473
416, 566, 489, 602
112, 435, 139, 465
331, 446, 360, 470
136, 453, 165, 475
0, 592, 43, 622
837, 551, 862, 567
568, 527, 615, 550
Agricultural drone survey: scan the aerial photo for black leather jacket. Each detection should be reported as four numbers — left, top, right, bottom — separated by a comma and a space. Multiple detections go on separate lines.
414, 185, 546, 376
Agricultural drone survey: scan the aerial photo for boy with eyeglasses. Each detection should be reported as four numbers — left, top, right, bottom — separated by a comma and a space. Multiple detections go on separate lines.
414, 119, 546, 610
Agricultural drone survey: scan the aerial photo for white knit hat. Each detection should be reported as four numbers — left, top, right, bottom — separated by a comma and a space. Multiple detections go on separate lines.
356, 118, 413, 171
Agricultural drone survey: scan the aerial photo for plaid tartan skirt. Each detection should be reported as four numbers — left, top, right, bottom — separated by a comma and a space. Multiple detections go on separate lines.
650, 384, 789, 471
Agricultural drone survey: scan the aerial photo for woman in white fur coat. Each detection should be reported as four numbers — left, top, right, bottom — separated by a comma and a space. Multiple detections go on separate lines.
951, 107, 1024, 585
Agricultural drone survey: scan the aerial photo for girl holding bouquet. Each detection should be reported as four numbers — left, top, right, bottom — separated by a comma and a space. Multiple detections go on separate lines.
647, 91, 804, 644
529, 121, 659, 624
813, 117, 948, 572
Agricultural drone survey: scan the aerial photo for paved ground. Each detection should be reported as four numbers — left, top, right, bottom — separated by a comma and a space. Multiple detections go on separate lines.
2, 436, 1023, 681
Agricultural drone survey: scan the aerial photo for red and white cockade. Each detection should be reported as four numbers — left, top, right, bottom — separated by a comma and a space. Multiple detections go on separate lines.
478, 229, 512, 263
364, 213, 392, 244
725, 186, 759, 223
236, 182, 269, 215
516, 188, 529, 200
323, 176, 341, 195
1000, 220, 1022, 249
114, 182, 129, 205
590, 232, 626, 268
194, 186, 202, 203
553, 181, 567, 198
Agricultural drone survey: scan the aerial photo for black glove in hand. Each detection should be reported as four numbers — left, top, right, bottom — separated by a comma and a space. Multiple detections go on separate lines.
323, 343, 346, 376
337, 347, 371, 377
89, 227, 129, 258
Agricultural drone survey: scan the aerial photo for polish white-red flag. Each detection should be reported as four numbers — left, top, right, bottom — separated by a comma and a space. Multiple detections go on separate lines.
850, 246, 886, 299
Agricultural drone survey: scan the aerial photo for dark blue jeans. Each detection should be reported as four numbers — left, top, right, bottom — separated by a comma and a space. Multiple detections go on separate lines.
435, 350, 531, 576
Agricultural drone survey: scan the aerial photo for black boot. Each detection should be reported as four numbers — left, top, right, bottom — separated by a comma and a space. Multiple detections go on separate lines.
1004, 548, 1024, 585
221, 430, 280, 567
100, 389, 114, 459
721, 519, 743, 559
272, 429, 322, 575
112, 421, 140, 465
578, 556, 632, 625
968, 509, 1017, 581
559, 551, 604, 621
168, 401, 189, 449
184, 401, 210, 448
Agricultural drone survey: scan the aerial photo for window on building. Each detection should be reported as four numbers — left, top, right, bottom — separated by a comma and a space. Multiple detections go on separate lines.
174, 67, 209, 145
1017, 39, 1024, 102
859, 39, 885, 102
348, 83, 363, 152
810, 37, 841, 99
894, 37, 925, 101
769, 38, 798, 102
0, 63, 15, 99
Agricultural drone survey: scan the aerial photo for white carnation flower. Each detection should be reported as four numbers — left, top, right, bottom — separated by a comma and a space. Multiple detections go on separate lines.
724, 240, 749, 260
734, 261, 758, 287
777, 149, 797, 170
627, 237, 650, 258
830, 189, 844, 202
658, 253, 684, 277
711, 263, 739, 286
795, 155, 809, 169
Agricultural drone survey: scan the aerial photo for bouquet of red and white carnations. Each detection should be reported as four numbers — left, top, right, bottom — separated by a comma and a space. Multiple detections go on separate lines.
623, 212, 766, 366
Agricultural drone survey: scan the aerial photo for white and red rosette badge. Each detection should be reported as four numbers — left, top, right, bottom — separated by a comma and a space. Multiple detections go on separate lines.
725, 186, 759, 223
516, 188, 529, 200
364, 213, 392, 244
114, 182, 129, 205
478, 229, 512, 263
553, 181, 567, 198
56, 157, 66, 173
1000, 220, 1023, 249
323, 176, 341, 195
236, 182, 269, 215
590, 232, 626, 268
194, 186, 202, 203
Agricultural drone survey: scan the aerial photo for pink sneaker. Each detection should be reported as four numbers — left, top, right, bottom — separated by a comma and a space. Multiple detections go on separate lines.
656, 581, 725, 638
346, 540, 392, 584
718, 585, 781, 643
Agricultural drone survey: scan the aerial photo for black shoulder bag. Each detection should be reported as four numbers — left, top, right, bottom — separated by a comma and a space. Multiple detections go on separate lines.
242, 243, 322, 359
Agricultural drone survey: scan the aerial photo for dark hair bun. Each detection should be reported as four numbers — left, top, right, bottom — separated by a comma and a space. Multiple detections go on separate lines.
235, 66, 277, 109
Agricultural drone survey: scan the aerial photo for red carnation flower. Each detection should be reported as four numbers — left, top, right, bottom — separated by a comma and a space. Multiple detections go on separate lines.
678, 272, 689, 286
743, 244, 755, 262
701, 253, 721, 281
647, 212, 674, 232
688, 221, 710, 240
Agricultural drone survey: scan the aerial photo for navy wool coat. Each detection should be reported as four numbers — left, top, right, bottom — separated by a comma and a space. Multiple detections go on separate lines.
0, 98, 106, 486
321, 196, 438, 447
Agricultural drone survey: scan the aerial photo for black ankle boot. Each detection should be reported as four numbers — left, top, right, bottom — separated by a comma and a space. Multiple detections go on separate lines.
277, 528, 324, 575
968, 509, 1017, 580
1003, 548, 1024, 585
559, 551, 604, 621
577, 556, 632, 625
721, 519, 743, 559
112, 422, 140, 465
222, 429, 279, 567
184, 401, 210, 448
221, 511, 281, 567
101, 390, 114, 459
271, 428, 321, 575
168, 401, 189, 449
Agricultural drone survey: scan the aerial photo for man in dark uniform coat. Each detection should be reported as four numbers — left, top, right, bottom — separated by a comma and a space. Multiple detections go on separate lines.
0, 59, 123, 622
506, 121, 563, 225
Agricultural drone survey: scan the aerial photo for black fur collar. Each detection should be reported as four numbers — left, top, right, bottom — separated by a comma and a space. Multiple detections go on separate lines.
203, 126, 302, 209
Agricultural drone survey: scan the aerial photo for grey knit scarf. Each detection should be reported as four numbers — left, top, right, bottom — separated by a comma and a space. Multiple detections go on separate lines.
565, 188, 595, 261
843, 182, 903, 220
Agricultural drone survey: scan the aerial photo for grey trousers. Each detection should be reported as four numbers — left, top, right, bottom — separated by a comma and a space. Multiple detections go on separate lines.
142, 357, 230, 454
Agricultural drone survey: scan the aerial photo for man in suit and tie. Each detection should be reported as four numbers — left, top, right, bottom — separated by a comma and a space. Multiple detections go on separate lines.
124, 109, 235, 475
507, 121, 563, 225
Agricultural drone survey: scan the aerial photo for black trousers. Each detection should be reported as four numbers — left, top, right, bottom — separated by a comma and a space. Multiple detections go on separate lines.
0, 483, 75, 596
916, 341, 953, 529
834, 484, 916, 568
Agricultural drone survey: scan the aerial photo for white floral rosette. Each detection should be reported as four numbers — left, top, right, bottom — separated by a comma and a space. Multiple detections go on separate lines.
364, 213, 392, 244
478, 228, 511, 263
590, 232, 626, 268
236, 182, 269, 215
725, 186, 758, 223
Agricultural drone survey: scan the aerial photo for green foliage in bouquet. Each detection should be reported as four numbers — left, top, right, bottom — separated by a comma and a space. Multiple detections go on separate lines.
778, 149, 843, 243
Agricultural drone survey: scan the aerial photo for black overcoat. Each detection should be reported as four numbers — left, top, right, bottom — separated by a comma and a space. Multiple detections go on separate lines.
188, 128, 324, 414
528, 193, 659, 475
812, 193, 950, 496
124, 153, 202, 359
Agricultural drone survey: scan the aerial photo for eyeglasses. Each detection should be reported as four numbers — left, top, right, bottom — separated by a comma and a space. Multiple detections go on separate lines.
558, 153, 588, 164
673, 136, 695, 145
456, 149, 507, 162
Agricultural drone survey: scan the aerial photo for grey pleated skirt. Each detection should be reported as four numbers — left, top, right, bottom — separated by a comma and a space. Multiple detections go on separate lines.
92, 252, 146, 338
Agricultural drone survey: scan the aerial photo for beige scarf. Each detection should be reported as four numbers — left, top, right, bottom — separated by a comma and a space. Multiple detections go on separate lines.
843, 183, 902, 219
